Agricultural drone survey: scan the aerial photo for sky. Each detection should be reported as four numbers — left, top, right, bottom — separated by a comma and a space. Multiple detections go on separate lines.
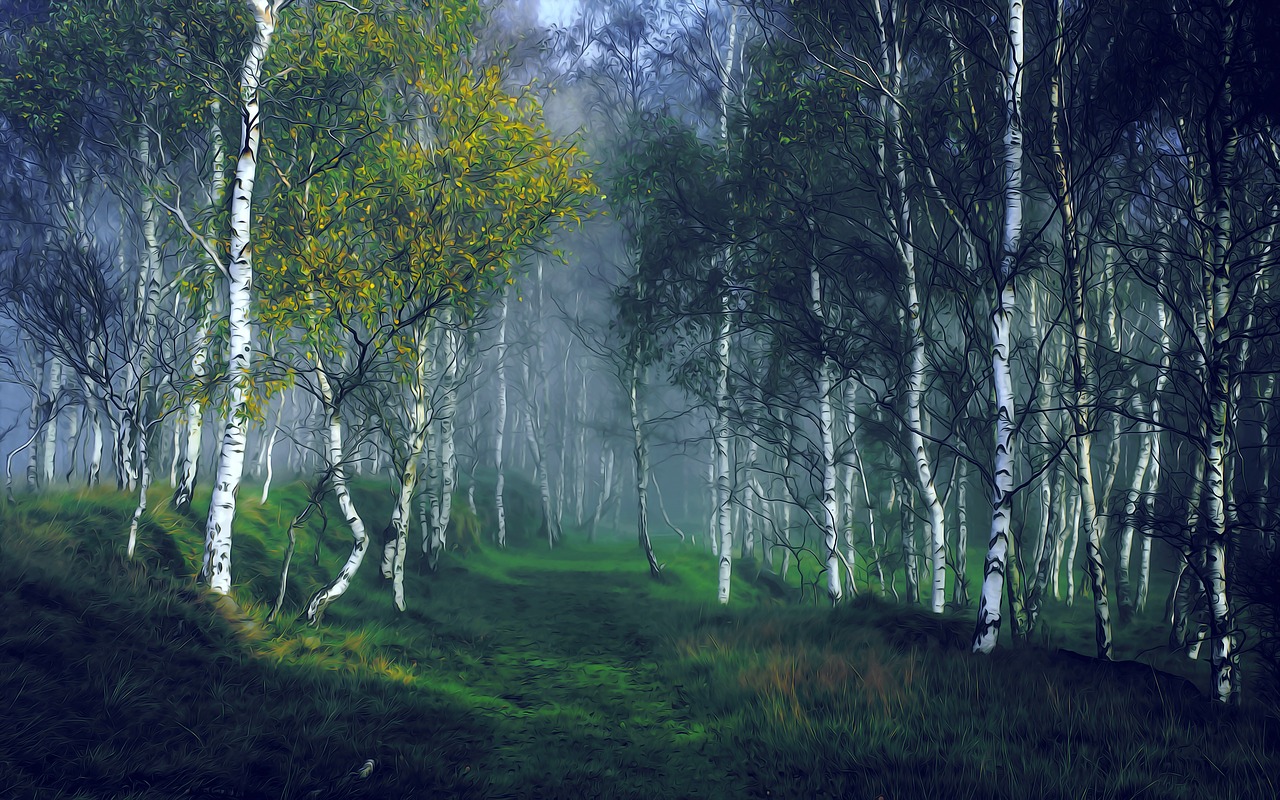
537, 0, 578, 27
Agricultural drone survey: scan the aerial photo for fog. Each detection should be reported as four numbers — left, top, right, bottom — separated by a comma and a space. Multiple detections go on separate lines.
2, 0, 1279, 706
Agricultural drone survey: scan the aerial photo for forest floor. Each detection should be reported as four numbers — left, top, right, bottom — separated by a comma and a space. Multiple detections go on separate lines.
2, 481, 1278, 799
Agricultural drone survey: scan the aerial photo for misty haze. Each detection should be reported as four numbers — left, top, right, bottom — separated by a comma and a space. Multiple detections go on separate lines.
1, 0, 1279, 798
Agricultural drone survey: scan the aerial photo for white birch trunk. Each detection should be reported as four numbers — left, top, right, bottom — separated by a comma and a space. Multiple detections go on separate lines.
259, 399, 284, 505
202, 2, 277, 594
876, 0, 946, 614
174, 104, 223, 513
438, 327, 459, 554
589, 445, 614, 542
714, 2, 739, 604
811, 265, 841, 604
1116, 390, 1153, 623
494, 288, 508, 548
125, 419, 150, 560
575, 370, 588, 526
305, 358, 369, 624
88, 395, 103, 487
41, 357, 62, 486
714, 305, 733, 604
381, 326, 433, 609
841, 381, 859, 597
630, 359, 661, 577
973, 0, 1024, 654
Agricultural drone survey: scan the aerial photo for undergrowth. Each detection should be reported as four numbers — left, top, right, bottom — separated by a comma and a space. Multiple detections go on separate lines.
0, 481, 1277, 799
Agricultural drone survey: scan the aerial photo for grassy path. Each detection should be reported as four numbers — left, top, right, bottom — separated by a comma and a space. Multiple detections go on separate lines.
3, 488, 1280, 799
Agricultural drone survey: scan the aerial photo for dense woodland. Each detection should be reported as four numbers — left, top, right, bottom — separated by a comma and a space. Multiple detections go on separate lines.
3, 1, 1280, 784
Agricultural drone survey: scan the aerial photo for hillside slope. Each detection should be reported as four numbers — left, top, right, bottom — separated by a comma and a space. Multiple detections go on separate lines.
1, 485, 1277, 799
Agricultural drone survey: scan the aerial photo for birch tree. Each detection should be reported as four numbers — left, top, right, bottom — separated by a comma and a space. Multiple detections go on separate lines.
972, 0, 1026, 654
201, 0, 284, 595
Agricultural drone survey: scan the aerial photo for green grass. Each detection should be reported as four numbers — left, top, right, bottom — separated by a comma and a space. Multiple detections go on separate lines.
1, 481, 1277, 799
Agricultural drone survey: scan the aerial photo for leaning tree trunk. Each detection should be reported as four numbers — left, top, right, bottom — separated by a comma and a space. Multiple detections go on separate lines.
305, 357, 370, 624
589, 445, 614, 543
875, 0, 946, 614
202, 0, 279, 595
381, 324, 432, 610
629, 358, 661, 578
125, 122, 163, 560
973, 0, 1024, 655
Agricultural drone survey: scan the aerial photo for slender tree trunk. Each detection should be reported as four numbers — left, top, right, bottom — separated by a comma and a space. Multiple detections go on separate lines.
875, 0, 946, 614
973, 0, 1024, 655
896, 475, 918, 604
41, 357, 62, 486
202, 1, 278, 595
259, 400, 284, 505
630, 359, 661, 578
715, 305, 733, 604
125, 420, 150, 559
575, 369, 588, 527
270, 475, 327, 623
1049, 0, 1111, 659
1116, 390, 1153, 624
811, 265, 841, 605
494, 288, 508, 548
174, 102, 224, 514
954, 458, 969, 607
589, 445, 614, 542
841, 380, 860, 598
382, 326, 433, 609
305, 358, 369, 624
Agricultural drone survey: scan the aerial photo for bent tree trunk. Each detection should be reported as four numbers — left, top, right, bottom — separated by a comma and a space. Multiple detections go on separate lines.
305, 359, 370, 624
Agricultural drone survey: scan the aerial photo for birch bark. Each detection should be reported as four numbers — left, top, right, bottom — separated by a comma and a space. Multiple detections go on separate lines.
973, 0, 1025, 654
175, 100, 225, 513
202, 1, 279, 594
305, 356, 370, 624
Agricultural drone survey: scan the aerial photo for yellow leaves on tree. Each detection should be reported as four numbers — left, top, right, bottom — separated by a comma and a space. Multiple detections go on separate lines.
255, 0, 592, 379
